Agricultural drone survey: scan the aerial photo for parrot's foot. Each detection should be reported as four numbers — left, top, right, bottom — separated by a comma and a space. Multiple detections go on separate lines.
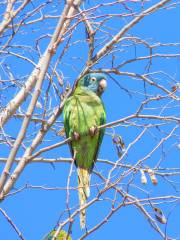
89, 126, 98, 137
73, 131, 80, 141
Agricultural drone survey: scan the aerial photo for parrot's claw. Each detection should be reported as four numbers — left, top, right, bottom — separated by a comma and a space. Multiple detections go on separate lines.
89, 126, 98, 137
73, 131, 80, 141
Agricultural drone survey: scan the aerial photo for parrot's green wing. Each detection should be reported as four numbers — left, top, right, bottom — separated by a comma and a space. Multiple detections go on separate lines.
92, 104, 106, 170
63, 96, 74, 159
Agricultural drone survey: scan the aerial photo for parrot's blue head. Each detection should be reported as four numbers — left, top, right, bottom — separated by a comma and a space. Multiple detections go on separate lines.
78, 73, 107, 96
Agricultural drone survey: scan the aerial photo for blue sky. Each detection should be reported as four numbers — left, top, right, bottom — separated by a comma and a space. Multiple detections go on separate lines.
0, 1, 180, 239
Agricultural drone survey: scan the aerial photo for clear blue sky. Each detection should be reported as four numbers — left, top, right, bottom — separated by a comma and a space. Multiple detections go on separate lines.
0, 1, 179, 239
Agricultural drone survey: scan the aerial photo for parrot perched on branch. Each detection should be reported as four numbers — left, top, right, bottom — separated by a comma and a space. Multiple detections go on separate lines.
63, 73, 107, 229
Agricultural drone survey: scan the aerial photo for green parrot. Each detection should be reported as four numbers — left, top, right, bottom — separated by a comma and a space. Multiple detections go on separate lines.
63, 73, 107, 229
43, 229, 72, 240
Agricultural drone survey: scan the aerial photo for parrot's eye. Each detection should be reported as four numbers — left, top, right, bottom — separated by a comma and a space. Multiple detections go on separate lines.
90, 77, 96, 82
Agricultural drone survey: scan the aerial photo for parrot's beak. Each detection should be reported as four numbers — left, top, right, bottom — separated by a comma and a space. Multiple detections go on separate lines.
98, 79, 107, 94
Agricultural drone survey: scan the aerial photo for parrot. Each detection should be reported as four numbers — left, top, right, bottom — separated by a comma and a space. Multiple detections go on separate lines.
63, 72, 107, 229
43, 229, 72, 240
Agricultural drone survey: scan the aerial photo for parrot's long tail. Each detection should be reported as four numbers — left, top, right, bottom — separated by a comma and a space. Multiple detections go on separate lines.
77, 167, 90, 229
